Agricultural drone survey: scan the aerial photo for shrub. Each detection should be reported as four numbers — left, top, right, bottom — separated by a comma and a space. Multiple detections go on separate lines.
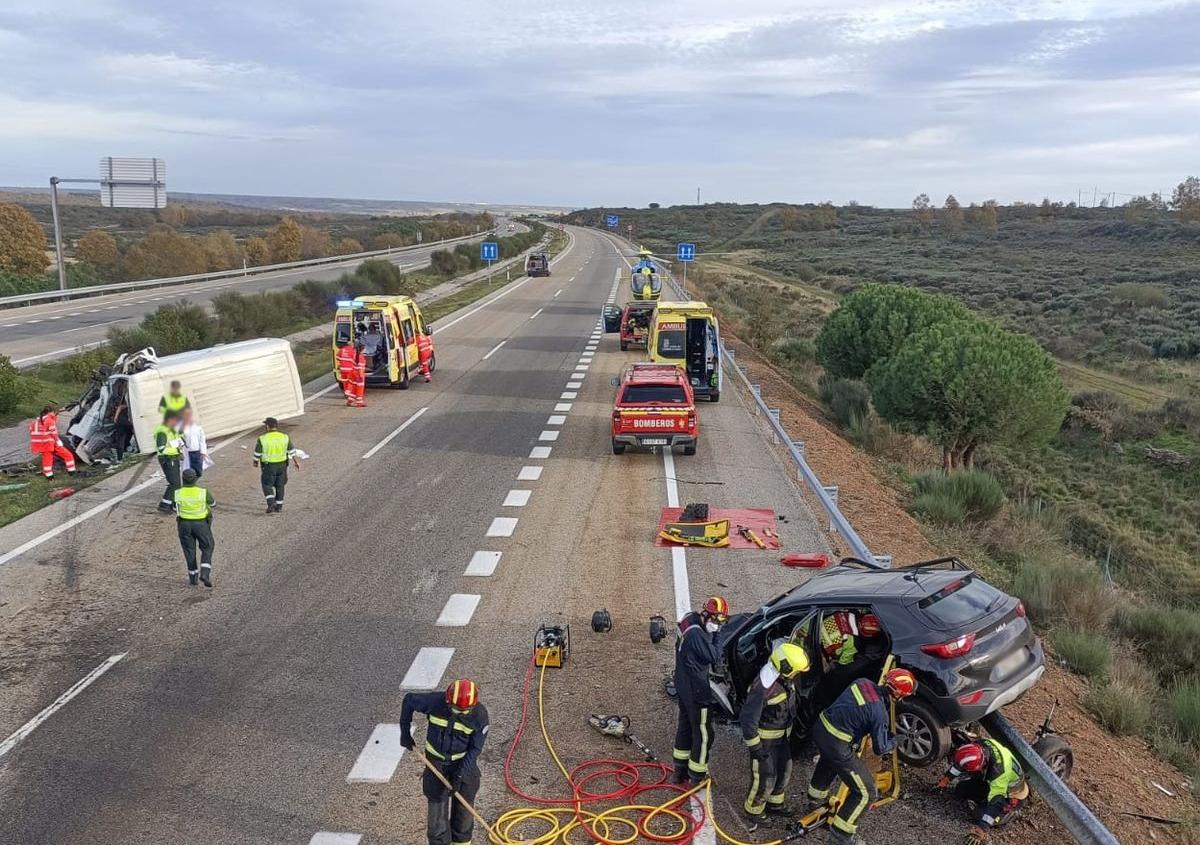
59, 347, 116, 384
1170, 680, 1200, 746
818, 374, 870, 427
1085, 679, 1153, 736
910, 489, 968, 525
1115, 604, 1200, 683
911, 470, 1005, 523
1011, 557, 1114, 631
771, 337, 816, 366
0, 354, 27, 413
1052, 627, 1111, 679
107, 301, 214, 357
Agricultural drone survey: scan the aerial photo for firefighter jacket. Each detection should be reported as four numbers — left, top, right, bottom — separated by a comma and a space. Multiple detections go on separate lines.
739, 663, 796, 747
674, 611, 721, 707
401, 692, 489, 771
819, 678, 894, 756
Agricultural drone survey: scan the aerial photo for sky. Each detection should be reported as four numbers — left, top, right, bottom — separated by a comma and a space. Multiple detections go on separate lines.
0, 0, 1197, 208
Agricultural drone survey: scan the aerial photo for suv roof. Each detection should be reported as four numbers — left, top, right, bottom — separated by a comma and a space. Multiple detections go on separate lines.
622, 363, 686, 386
774, 557, 973, 605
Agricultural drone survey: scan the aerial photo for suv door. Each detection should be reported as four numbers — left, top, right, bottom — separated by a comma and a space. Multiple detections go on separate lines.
731, 607, 818, 705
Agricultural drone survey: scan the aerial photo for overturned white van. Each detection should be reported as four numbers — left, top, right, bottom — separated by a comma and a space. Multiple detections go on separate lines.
65, 338, 304, 463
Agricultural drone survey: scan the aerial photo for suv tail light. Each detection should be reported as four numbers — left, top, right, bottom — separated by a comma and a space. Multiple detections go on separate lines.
1015, 601, 1026, 618
921, 632, 976, 659
957, 690, 985, 706
612, 411, 621, 427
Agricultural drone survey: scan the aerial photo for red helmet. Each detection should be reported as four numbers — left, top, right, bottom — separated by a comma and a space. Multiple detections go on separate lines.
445, 679, 479, 711
882, 668, 917, 699
859, 613, 882, 637
702, 596, 730, 624
951, 742, 987, 775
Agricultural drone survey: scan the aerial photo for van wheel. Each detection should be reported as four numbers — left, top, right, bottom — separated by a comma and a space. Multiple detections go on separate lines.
895, 697, 951, 767
397, 364, 410, 390
620, 341, 628, 351
1033, 735, 1074, 782
709, 391, 720, 403
612, 440, 626, 455
427, 354, 436, 374
683, 444, 696, 456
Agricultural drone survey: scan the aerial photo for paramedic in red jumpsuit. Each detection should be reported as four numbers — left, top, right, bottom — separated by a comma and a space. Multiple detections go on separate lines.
417, 331, 434, 383
28, 406, 77, 478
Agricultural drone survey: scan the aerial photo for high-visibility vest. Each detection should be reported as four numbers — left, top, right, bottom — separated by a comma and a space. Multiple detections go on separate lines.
154, 424, 182, 457
160, 393, 188, 414
29, 413, 59, 451
174, 485, 210, 520
257, 431, 290, 464
983, 738, 1025, 802
336, 345, 358, 374
821, 613, 858, 666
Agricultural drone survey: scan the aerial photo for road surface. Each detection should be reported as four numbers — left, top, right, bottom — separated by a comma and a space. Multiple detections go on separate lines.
0, 225, 970, 844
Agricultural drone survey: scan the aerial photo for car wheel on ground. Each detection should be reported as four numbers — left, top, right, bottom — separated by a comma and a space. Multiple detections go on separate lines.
1032, 734, 1073, 781
895, 697, 951, 766
397, 363, 410, 390
611, 440, 626, 455
709, 391, 720, 403
428, 353, 436, 374
682, 444, 696, 456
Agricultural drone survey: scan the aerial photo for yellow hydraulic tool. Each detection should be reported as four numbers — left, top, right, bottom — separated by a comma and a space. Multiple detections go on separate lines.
659, 518, 731, 548
533, 624, 570, 669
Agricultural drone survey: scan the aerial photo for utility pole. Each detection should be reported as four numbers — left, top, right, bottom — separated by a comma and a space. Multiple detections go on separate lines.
49, 178, 67, 291
696, 187, 701, 205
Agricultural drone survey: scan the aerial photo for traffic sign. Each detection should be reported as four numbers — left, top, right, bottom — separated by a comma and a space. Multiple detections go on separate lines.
98, 157, 166, 208
481, 242, 499, 261
606, 214, 619, 229
677, 243, 696, 262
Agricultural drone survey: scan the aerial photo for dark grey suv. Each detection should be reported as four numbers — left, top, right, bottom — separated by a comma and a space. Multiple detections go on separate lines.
715, 557, 1045, 766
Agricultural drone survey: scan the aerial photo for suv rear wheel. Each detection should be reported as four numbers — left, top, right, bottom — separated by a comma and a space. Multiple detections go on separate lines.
895, 697, 951, 767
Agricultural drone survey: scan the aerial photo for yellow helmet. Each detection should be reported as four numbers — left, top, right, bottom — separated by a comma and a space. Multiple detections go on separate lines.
770, 642, 810, 678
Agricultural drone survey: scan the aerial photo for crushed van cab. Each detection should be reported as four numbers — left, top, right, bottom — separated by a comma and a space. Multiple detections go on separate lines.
332, 295, 434, 390
648, 301, 722, 402
610, 363, 697, 456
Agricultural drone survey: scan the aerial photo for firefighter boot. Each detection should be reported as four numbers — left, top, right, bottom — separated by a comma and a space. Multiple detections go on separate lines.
188, 571, 199, 587
200, 566, 212, 588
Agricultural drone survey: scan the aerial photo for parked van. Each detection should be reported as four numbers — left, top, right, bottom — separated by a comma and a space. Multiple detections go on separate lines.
332, 295, 434, 390
649, 301, 722, 402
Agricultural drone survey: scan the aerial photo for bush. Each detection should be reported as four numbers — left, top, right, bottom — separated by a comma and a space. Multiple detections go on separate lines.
107, 301, 214, 357
1115, 604, 1200, 683
911, 490, 968, 525
0, 354, 27, 413
1170, 680, 1200, 746
59, 347, 116, 384
771, 337, 816, 366
1085, 679, 1153, 736
910, 470, 1005, 523
1011, 557, 1114, 631
1052, 627, 1111, 679
818, 374, 870, 427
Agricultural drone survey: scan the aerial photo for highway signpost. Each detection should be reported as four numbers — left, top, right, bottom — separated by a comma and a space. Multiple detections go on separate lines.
481, 241, 499, 284
606, 214, 619, 229
677, 242, 695, 295
48, 156, 167, 291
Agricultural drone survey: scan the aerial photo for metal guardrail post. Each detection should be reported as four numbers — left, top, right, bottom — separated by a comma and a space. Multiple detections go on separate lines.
822, 486, 839, 532
768, 408, 781, 442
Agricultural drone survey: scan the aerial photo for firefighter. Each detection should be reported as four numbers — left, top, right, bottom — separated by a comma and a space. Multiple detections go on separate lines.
174, 468, 215, 587
671, 595, 730, 785
741, 642, 811, 829
806, 668, 917, 845
158, 380, 190, 416
154, 410, 185, 513
253, 417, 300, 514
28, 405, 77, 479
400, 679, 489, 845
417, 328, 434, 383
938, 739, 1029, 843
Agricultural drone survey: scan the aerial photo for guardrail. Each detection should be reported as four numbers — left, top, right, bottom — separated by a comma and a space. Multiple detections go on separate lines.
653, 249, 1120, 845
0, 231, 491, 309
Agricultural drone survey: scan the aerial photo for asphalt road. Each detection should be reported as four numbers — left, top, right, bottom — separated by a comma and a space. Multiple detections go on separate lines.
0, 226, 974, 845
0, 219, 523, 367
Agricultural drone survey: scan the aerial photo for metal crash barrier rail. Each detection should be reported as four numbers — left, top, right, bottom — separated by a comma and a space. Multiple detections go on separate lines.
652, 246, 1122, 845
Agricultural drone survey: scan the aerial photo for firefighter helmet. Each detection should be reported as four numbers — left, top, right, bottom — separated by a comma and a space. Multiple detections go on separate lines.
702, 596, 730, 624
445, 679, 479, 712
882, 668, 917, 699
769, 642, 811, 679
951, 742, 988, 776
859, 613, 883, 637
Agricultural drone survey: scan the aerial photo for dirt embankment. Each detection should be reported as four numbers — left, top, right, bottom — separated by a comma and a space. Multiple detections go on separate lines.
724, 335, 1194, 845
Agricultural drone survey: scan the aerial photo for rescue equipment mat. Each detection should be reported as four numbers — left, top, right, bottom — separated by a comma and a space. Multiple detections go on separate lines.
656, 507, 781, 549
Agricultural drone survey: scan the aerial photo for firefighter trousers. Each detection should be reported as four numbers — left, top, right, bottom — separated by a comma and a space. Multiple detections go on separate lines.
177, 518, 214, 575
422, 761, 480, 845
672, 700, 715, 781
954, 779, 1024, 828
808, 720, 876, 838
745, 737, 792, 817
260, 462, 288, 504
159, 456, 180, 509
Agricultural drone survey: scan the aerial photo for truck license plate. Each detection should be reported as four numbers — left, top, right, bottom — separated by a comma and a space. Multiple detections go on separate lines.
641, 438, 669, 446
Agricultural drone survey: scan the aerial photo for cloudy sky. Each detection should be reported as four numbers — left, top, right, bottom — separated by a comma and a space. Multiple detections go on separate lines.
0, 0, 1196, 207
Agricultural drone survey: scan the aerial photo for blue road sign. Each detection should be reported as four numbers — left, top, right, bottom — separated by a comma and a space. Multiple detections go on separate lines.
677, 243, 696, 262
481, 241, 499, 261
606, 214, 619, 229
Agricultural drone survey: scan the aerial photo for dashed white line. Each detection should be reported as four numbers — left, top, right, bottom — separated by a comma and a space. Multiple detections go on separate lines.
483, 340, 506, 360
503, 490, 532, 507
436, 594, 482, 626
554, 289, 563, 298
547, 415, 567, 425
554, 403, 572, 412
560, 391, 578, 400
486, 517, 519, 537
538, 430, 560, 441
361, 406, 428, 459
401, 647, 455, 689
566, 381, 583, 389
26, 319, 41, 324
465, 550, 502, 576
530, 446, 552, 459
529, 308, 544, 319
518, 466, 544, 481
346, 724, 406, 783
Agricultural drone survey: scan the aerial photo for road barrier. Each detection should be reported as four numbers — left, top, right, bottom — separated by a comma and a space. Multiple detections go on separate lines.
652, 247, 1121, 845
0, 231, 490, 309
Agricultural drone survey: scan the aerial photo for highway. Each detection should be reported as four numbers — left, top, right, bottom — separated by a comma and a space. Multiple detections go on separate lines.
0, 226, 973, 844
0, 220, 522, 368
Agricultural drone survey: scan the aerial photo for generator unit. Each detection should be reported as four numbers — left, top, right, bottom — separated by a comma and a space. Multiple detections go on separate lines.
533, 623, 570, 668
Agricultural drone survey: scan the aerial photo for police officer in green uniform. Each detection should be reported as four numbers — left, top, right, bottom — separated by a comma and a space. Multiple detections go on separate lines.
155, 410, 185, 513
253, 417, 300, 514
174, 468, 215, 587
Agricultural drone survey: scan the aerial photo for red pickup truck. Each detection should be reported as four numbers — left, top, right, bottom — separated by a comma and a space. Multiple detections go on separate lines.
610, 363, 698, 455
619, 301, 655, 351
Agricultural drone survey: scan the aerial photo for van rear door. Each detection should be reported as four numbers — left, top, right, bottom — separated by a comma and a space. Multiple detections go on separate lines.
685, 317, 710, 384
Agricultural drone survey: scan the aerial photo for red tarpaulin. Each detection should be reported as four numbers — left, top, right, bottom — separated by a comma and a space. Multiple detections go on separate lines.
656, 507, 781, 549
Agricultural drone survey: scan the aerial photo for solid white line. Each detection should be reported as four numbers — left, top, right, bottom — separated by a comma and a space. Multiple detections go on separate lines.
530, 446, 552, 459
309, 834, 363, 845
671, 547, 690, 623
436, 594, 482, 626
547, 415, 567, 426
361, 406, 428, 459
401, 647, 455, 689
518, 466, 543, 481
482, 340, 506, 360
487, 517, 518, 537
662, 448, 681, 508
554, 403, 572, 412
346, 723, 406, 783
503, 489, 532, 507
530, 308, 544, 319
539, 430, 560, 441
465, 550, 502, 576
0, 653, 127, 760
560, 391, 577, 400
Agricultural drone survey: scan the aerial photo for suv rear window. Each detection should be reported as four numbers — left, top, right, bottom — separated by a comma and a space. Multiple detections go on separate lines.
917, 575, 1002, 628
623, 384, 687, 404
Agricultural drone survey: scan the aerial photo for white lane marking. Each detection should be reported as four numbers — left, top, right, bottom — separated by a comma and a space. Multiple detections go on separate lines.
570, 276, 576, 281
346, 724, 406, 783
554, 289, 562, 298
435, 277, 530, 332
538, 430, 560, 442
487, 517, 518, 537
465, 550, 502, 576
0, 653, 127, 760
530, 446, 552, 459
361, 406, 428, 460
10, 340, 110, 365
518, 466, 543, 481
554, 403, 572, 412
575, 365, 590, 373
547, 415, 567, 426
310, 834, 362, 845
436, 594, 482, 626
401, 647, 455, 689
46, 315, 62, 320
504, 489, 532, 508
26, 319, 41, 324
560, 391, 577, 400
530, 308, 544, 319
566, 381, 582, 389
87, 309, 100, 313
67, 312, 81, 317
662, 448, 681, 509
482, 340, 506, 360
105, 305, 119, 310
1, 323, 15, 328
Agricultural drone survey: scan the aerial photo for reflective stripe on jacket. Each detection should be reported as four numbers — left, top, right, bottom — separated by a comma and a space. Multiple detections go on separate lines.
255, 431, 292, 464
401, 691, 489, 769
174, 485, 213, 520
29, 413, 60, 452
739, 663, 795, 746
154, 424, 183, 457
336, 345, 359, 375
819, 678, 894, 756
673, 611, 720, 707
983, 738, 1026, 802
159, 394, 189, 414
